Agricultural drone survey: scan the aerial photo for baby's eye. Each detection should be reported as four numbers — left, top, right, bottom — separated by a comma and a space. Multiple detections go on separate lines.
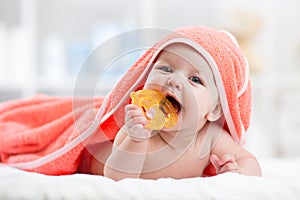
158, 66, 173, 73
189, 76, 203, 85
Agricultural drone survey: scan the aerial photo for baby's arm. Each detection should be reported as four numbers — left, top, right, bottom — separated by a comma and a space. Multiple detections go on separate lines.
210, 130, 262, 176
103, 104, 152, 180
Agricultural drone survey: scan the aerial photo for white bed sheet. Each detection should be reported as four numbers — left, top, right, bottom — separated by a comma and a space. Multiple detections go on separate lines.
1, 158, 300, 200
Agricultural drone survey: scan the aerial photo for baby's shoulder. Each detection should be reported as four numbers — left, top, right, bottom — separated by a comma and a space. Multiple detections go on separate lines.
194, 122, 228, 150
197, 122, 226, 139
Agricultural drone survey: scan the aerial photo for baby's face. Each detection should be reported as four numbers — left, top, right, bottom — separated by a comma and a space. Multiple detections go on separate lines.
144, 43, 220, 132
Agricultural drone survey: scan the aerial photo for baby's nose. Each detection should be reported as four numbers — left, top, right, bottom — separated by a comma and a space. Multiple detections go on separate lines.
167, 76, 183, 90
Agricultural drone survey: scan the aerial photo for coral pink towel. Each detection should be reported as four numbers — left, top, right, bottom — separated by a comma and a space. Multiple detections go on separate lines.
0, 94, 105, 174
0, 25, 251, 175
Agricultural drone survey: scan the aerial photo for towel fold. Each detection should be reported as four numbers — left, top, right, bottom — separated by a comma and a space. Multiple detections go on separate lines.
0, 94, 104, 174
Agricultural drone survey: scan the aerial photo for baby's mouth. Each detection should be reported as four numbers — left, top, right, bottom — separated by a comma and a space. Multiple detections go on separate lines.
159, 95, 182, 115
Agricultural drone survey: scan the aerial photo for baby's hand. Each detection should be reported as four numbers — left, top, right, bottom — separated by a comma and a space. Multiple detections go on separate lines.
123, 104, 153, 141
210, 154, 241, 174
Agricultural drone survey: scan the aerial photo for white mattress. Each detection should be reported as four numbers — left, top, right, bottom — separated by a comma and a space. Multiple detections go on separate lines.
1, 158, 300, 200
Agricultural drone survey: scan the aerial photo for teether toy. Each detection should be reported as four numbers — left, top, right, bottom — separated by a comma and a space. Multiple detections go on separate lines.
130, 89, 178, 130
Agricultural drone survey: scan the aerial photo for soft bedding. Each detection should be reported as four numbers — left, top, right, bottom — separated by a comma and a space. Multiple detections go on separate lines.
1, 158, 300, 200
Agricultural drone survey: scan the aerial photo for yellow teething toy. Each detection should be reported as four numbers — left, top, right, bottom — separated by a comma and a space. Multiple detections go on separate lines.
130, 89, 178, 130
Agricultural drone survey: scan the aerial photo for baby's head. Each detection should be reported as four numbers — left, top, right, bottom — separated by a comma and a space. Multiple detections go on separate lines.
138, 26, 251, 143
144, 43, 222, 132
110, 25, 251, 144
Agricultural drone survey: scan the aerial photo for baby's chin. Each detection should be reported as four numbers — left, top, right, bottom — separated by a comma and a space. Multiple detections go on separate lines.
161, 117, 204, 135
160, 121, 186, 133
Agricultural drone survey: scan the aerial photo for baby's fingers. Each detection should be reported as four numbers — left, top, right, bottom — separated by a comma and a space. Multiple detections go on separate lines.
125, 105, 147, 125
128, 124, 152, 141
219, 162, 241, 174
126, 116, 148, 128
220, 154, 235, 164
125, 105, 144, 118
210, 154, 239, 174
210, 155, 223, 172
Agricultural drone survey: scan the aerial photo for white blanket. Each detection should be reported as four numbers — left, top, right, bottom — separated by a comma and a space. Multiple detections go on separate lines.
1, 158, 300, 200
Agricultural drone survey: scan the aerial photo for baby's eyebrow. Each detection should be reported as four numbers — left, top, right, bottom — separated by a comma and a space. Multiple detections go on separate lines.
153, 62, 167, 66
157, 53, 174, 62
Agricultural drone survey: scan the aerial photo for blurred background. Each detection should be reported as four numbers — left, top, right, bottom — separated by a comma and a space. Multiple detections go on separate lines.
0, 0, 299, 160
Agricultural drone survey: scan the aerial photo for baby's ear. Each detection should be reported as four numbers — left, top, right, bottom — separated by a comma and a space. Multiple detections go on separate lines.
206, 103, 222, 122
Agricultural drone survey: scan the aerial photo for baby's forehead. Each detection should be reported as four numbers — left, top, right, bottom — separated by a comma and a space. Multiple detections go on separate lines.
156, 43, 210, 70
160, 43, 197, 55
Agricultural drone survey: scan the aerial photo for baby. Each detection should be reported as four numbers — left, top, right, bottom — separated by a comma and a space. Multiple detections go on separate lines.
79, 26, 262, 180
0, 26, 261, 178
102, 42, 261, 180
